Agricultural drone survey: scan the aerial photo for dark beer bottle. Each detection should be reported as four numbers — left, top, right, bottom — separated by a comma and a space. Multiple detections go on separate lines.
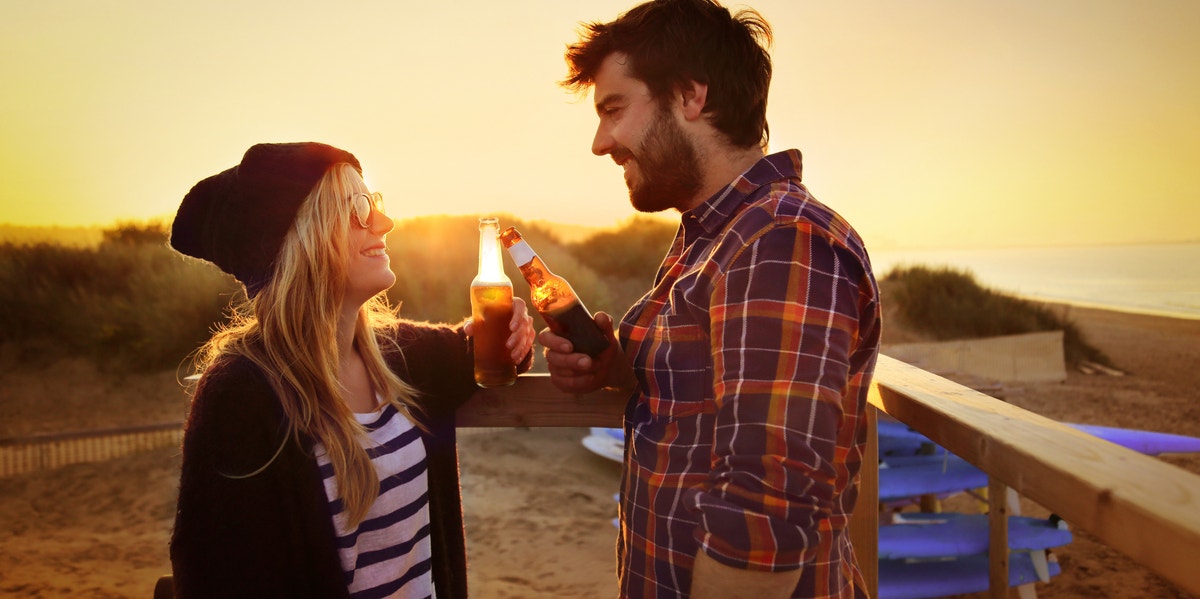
471, 217, 517, 387
500, 227, 609, 358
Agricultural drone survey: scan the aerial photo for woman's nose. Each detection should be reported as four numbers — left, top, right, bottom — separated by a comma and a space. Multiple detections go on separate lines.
374, 209, 394, 234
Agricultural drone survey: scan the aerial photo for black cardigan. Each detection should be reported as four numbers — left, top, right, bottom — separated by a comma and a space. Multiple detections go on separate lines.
170, 321, 503, 598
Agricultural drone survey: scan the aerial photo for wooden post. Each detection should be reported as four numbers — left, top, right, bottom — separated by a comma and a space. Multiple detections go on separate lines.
849, 406, 880, 597
988, 477, 1010, 598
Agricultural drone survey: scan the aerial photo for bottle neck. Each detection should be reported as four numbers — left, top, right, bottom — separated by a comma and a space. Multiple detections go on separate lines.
476, 222, 507, 283
506, 239, 536, 268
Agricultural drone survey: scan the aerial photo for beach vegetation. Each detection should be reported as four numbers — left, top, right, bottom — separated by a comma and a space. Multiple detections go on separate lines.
0, 220, 239, 372
2, 219, 1114, 374
565, 215, 677, 314
880, 265, 1113, 368
0, 216, 672, 373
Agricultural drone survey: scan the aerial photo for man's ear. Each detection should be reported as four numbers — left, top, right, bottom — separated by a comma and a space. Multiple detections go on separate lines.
678, 80, 708, 121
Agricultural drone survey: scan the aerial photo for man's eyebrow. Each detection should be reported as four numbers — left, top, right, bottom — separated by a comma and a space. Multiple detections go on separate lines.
595, 92, 626, 114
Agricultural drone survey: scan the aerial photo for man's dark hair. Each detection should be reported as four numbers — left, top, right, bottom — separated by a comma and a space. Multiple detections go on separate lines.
563, 0, 773, 149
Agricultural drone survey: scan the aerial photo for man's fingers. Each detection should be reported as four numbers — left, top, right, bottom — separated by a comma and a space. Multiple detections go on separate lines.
542, 349, 593, 370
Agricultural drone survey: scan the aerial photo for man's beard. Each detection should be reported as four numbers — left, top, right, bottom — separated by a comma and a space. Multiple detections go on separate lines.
627, 107, 703, 214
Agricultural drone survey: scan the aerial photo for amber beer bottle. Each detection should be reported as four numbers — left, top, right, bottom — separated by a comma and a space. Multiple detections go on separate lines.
470, 218, 517, 387
500, 227, 609, 358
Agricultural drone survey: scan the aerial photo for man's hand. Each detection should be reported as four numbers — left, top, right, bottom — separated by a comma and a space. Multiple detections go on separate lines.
538, 311, 632, 394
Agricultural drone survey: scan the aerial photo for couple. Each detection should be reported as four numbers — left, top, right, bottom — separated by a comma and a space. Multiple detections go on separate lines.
167, 1, 881, 598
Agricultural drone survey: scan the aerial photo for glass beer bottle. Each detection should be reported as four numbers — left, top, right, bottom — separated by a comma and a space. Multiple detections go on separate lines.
500, 227, 609, 358
470, 217, 517, 387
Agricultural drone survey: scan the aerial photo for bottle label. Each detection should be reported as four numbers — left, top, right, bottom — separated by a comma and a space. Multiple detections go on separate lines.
506, 240, 536, 267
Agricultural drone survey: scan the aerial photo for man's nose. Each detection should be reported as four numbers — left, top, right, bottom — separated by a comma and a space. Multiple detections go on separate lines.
591, 124, 613, 157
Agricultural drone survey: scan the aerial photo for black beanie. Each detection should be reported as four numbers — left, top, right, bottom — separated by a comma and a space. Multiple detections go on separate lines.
170, 142, 361, 296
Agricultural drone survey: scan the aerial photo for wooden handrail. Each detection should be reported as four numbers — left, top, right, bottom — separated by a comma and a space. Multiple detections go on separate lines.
456, 359, 1200, 598
871, 354, 1200, 596
456, 374, 625, 428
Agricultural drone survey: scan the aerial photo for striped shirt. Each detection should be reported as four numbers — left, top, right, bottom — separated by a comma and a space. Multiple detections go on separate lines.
316, 403, 434, 599
616, 150, 881, 598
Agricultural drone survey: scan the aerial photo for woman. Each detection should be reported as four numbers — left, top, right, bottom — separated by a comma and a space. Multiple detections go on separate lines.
167, 142, 534, 598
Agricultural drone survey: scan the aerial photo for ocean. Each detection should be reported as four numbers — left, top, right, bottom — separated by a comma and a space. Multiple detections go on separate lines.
869, 242, 1200, 321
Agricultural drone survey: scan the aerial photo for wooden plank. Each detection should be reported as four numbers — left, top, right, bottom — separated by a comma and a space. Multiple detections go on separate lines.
456, 373, 626, 428
870, 354, 1200, 596
988, 478, 1009, 599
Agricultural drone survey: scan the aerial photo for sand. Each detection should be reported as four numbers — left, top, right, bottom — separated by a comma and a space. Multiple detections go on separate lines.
0, 303, 1197, 598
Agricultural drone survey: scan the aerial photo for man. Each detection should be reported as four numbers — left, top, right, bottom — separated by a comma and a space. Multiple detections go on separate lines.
540, 1, 882, 598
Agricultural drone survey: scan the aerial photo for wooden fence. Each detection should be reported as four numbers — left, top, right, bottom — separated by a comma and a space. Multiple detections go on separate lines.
8, 354, 1199, 598
453, 357, 1200, 598
0, 422, 183, 478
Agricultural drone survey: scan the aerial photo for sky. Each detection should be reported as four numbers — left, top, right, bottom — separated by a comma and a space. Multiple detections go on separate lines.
2, 0, 1197, 250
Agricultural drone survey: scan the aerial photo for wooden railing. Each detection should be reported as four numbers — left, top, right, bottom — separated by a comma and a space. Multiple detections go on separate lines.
455, 355, 1200, 598
0, 423, 183, 478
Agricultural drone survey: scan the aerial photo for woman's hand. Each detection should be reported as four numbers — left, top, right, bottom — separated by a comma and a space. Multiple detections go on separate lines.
462, 298, 535, 364
506, 297, 536, 364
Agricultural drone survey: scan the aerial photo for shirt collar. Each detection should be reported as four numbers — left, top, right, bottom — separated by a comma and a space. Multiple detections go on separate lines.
683, 149, 804, 238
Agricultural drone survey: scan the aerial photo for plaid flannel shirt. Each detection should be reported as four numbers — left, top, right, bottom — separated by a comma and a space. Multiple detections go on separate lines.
616, 150, 881, 598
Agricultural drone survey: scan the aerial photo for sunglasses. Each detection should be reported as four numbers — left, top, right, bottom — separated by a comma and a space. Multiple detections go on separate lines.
350, 192, 385, 229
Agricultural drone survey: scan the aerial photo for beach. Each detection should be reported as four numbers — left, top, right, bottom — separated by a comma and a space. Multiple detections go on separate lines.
1, 303, 1198, 598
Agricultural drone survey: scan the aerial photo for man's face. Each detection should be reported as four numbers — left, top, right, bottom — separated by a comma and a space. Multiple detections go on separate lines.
591, 53, 701, 213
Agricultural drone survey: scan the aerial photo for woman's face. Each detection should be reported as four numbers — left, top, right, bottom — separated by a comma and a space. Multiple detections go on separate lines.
342, 186, 396, 307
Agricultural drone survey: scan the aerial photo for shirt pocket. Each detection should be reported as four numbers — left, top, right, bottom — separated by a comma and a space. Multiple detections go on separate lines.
640, 314, 715, 421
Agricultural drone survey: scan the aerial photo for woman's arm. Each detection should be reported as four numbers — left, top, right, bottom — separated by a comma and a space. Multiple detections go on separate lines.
388, 299, 535, 406
170, 360, 345, 598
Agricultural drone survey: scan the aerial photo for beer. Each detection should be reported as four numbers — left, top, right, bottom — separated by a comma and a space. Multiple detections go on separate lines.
500, 226, 609, 358
471, 218, 516, 387
470, 284, 516, 387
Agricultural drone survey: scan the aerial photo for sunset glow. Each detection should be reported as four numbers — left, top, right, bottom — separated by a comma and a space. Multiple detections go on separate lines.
1, 0, 1197, 249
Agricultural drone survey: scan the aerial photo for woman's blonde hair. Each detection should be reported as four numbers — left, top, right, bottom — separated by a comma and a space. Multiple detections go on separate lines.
195, 163, 421, 528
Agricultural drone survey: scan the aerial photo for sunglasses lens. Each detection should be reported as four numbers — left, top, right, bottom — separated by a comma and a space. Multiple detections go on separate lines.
353, 194, 371, 228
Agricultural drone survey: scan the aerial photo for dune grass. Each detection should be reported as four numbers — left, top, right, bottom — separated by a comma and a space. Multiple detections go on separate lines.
880, 265, 1112, 368
0, 217, 671, 373
0, 221, 240, 371
2, 219, 1111, 373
